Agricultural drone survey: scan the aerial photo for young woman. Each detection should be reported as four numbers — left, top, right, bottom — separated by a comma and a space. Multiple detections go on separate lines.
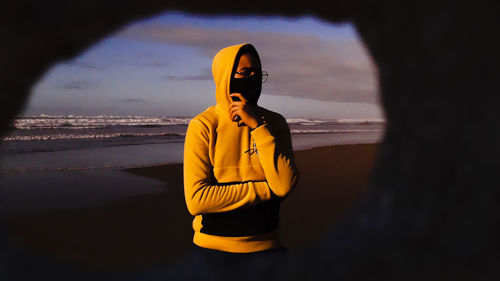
183, 43, 298, 255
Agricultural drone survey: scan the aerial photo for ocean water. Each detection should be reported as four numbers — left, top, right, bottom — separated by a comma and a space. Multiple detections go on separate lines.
0, 115, 384, 213
0, 115, 385, 173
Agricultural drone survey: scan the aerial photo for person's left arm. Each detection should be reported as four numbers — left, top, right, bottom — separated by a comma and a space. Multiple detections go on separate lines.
229, 92, 299, 198
250, 118, 299, 198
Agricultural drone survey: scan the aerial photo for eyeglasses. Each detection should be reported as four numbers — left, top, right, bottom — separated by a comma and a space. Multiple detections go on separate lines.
261, 71, 268, 83
234, 70, 269, 84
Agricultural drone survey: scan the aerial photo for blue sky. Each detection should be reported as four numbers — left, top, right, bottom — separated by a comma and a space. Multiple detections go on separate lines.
23, 11, 382, 119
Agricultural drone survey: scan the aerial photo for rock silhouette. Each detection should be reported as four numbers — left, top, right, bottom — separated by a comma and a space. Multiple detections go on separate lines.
1, 0, 499, 280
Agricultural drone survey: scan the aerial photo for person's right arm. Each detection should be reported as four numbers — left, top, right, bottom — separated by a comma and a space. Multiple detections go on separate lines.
183, 119, 273, 216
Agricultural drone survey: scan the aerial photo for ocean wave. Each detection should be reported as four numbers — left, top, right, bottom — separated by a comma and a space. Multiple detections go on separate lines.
2, 132, 185, 141
12, 115, 385, 130
290, 129, 383, 134
12, 115, 192, 130
286, 118, 385, 125
286, 118, 329, 124
333, 118, 386, 124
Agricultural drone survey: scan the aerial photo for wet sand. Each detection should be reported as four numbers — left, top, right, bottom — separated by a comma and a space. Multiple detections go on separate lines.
4, 143, 379, 269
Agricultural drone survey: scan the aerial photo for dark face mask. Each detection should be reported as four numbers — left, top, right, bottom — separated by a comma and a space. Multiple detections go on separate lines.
230, 76, 261, 105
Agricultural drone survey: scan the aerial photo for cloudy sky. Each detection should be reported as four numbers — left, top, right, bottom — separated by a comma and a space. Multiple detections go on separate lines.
23, 11, 383, 119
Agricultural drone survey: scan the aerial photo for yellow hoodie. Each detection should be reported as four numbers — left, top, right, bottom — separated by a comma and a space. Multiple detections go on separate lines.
183, 43, 299, 253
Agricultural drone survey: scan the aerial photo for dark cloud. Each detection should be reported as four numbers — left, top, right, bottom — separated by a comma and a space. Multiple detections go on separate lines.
163, 66, 212, 81
120, 98, 146, 103
116, 24, 378, 104
110, 51, 169, 68
147, 61, 169, 68
61, 80, 98, 90
110, 58, 169, 68
67, 61, 105, 70
164, 74, 212, 81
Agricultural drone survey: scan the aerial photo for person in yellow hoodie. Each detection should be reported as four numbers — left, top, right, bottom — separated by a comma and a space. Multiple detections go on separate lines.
183, 43, 299, 256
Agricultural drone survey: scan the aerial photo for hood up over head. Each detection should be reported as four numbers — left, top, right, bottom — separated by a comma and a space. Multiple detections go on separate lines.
212, 43, 262, 116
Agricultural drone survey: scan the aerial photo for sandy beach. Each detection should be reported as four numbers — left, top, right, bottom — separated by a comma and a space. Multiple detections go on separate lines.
4, 143, 379, 269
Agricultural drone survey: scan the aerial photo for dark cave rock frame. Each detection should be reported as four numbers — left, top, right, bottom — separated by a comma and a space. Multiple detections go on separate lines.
1, 0, 499, 280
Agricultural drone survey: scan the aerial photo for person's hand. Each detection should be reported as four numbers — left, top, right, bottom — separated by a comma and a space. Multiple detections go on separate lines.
229, 93, 260, 129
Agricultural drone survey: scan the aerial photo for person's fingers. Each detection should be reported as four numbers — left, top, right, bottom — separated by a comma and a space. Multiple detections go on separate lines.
230, 113, 241, 123
229, 102, 242, 110
229, 107, 240, 121
230, 106, 240, 116
229, 105, 240, 117
230, 93, 247, 103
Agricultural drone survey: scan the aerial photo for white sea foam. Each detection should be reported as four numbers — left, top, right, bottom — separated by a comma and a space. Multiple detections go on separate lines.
4, 115, 384, 142
2, 132, 185, 141
13, 115, 192, 130
286, 118, 326, 124
2, 129, 381, 141
286, 118, 385, 125
334, 118, 386, 124
12, 115, 385, 130
290, 129, 383, 134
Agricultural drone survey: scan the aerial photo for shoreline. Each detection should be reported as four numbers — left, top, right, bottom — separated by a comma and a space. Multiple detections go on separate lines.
122, 141, 380, 172
4, 143, 379, 269
0, 141, 380, 175
0, 129, 384, 174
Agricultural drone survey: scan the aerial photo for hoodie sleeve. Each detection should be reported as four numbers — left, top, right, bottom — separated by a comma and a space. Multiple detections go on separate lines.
183, 119, 273, 216
250, 117, 299, 198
